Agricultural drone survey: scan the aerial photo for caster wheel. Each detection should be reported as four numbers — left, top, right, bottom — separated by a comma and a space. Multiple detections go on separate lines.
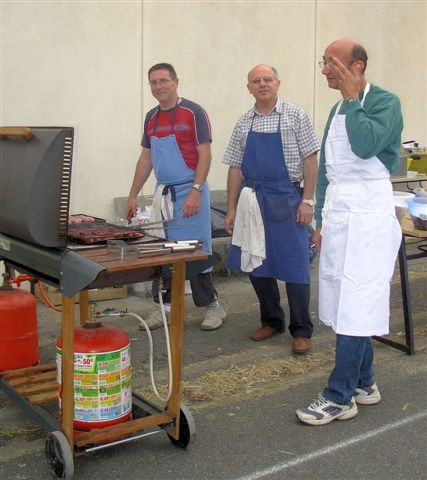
45, 431, 74, 479
167, 403, 196, 448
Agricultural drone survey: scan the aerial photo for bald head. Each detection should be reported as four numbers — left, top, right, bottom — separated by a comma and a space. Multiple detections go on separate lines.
325, 38, 368, 72
321, 38, 368, 91
327, 38, 358, 56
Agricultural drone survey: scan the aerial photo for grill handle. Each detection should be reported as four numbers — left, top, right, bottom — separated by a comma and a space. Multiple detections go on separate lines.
0, 127, 33, 141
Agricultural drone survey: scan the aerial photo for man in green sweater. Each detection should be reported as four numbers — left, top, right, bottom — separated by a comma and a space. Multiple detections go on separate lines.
296, 38, 403, 425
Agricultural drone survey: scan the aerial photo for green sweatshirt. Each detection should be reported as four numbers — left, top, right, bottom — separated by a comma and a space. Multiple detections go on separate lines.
314, 84, 403, 228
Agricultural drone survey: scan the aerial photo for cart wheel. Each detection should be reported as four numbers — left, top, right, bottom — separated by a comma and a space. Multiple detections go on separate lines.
45, 431, 74, 479
167, 403, 196, 448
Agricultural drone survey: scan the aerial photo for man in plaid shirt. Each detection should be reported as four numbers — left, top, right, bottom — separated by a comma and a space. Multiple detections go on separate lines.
223, 64, 319, 354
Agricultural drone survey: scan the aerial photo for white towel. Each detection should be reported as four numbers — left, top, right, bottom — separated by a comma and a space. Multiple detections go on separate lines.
232, 187, 265, 272
148, 184, 173, 238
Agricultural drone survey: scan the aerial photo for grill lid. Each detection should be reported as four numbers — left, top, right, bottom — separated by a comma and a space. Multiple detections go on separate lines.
0, 126, 74, 247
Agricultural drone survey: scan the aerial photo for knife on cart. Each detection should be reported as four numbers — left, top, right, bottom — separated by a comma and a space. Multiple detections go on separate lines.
136, 239, 203, 252
106, 239, 204, 260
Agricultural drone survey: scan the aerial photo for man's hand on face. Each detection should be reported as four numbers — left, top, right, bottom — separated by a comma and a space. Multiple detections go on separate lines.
331, 56, 362, 101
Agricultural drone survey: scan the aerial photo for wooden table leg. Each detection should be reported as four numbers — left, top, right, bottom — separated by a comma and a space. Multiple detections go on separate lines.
79, 290, 89, 325
61, 295, 75, 449
166, 261, 186, 440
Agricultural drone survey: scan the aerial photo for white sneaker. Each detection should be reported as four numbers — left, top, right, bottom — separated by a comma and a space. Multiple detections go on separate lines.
200, 305, 226, 331
296, 394, 358, 426
141, 308, 167, 331
354, 383, 381, 405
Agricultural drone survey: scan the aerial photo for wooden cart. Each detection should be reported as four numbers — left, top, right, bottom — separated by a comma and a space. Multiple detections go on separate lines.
0, 247, 208, 479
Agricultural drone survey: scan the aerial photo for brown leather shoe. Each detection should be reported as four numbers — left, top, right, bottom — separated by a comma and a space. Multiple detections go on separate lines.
251, 326, 278, 341
292, 337, 311, 355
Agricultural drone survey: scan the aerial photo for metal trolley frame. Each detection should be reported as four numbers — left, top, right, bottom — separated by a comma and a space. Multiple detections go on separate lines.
0, 247, 208, 479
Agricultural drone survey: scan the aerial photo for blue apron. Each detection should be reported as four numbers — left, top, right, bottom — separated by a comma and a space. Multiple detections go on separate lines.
150, 105, 212, 256
226, 114, 310, 283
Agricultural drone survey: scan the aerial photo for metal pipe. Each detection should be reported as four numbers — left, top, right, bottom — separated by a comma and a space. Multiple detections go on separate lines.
84, 428, 166, 453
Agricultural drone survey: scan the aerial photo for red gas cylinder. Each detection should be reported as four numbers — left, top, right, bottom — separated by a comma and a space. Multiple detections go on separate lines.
56, 321, 132, 433
0, 285, 39, 371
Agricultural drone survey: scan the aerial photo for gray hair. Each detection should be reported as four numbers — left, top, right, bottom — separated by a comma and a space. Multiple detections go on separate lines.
247, 65, 279, 82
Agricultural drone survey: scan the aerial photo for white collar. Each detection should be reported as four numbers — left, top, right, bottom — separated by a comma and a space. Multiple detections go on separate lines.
253, 98, 282, 116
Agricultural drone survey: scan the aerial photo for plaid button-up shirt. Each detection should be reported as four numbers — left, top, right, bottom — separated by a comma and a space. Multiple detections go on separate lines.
223, 99, 320, 182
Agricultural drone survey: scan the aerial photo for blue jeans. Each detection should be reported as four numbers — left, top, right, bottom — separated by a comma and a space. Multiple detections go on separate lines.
323, 334, 374, 404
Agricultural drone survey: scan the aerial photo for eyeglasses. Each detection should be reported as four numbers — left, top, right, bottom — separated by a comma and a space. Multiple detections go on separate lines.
249, 76, 276, 85
318, 60, 357, 69
318, 60, 333, 69
148, 78, 176, 87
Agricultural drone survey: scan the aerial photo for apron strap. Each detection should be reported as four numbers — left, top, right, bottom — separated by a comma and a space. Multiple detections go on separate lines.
162, 184, 176, 202
152, 98, 180, 135
249, 111, 281, 132
334, 83, 371, 116
361, 83, 370, 107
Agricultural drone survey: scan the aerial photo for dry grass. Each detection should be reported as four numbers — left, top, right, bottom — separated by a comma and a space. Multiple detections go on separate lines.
415, 325, 427, 336
135, 324, 427, 408
136, 350, 335, 408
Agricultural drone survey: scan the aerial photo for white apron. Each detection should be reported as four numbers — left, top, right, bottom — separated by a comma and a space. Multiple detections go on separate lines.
319, 83, 401, 336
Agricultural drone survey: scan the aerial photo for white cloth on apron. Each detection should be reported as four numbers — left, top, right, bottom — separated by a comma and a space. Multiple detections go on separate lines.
232, 187, 265, 271
319, 84, 401, 336
148, 184, 173, 238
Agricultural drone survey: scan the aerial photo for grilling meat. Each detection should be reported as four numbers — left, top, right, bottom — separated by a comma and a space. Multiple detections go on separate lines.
68, 223, 144, 244
68, 214, 96, 224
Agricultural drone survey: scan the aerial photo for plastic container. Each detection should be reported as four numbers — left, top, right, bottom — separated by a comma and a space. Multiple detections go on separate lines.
393, 191, 415, 222
406, 196, 427, 230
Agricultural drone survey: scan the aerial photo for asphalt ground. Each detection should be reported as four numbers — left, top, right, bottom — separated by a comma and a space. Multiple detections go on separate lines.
0, 249, 426, 480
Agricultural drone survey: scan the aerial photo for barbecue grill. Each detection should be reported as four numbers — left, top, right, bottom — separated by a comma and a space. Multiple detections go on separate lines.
0, 126, 106, 295
0, 126, 212, 479
0, 127, 206, 294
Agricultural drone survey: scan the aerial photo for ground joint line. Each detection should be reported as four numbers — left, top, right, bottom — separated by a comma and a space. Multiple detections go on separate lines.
232, 410, 427, 480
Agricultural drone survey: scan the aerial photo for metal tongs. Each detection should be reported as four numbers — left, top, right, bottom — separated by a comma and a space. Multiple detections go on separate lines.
127, 217, 183, 231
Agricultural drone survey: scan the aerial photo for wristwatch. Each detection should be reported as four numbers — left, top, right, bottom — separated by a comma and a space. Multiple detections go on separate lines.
192, 183, 203, 192
302, 199, 314, 207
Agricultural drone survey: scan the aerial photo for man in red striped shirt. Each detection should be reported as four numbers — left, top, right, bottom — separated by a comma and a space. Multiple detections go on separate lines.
126, 63, 225, 331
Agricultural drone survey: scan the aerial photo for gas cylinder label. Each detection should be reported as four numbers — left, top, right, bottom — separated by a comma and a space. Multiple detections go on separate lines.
56, 345, 132, 422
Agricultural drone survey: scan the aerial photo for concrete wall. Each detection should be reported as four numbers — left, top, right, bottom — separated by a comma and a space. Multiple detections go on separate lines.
314, 1, 427, 145
1, 0, 426, 222
1, 1, 143, 222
